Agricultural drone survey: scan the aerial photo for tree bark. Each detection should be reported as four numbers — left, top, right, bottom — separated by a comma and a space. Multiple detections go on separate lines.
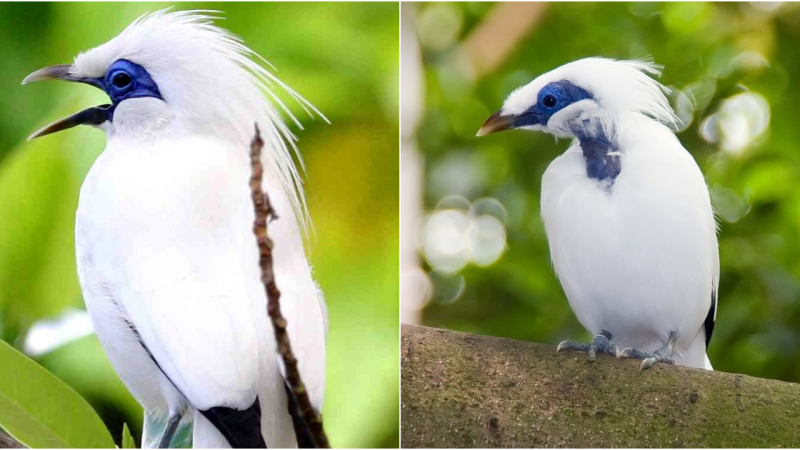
0, 428, 23, 449
401, 324, 800, 448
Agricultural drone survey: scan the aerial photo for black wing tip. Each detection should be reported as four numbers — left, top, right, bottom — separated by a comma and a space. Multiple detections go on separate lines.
704, 291, 717, 348
199, 398, 266, 448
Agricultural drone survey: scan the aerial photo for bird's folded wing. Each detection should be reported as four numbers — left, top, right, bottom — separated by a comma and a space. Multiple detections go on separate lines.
118, 233, 263, 411
107, 144, 267, 412
264, 176, 329, 413
277, 275, 327, 412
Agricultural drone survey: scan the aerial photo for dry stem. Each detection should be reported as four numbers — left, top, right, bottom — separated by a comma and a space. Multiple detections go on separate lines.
249, 125, 330, 448
0, 428, 22, 449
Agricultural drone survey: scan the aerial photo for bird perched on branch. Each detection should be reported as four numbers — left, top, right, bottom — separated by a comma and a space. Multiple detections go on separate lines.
478, 58, 717, 371
24, 10, 328, 448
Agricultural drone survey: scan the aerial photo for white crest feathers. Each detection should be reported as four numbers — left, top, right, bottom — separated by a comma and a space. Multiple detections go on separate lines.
72, 9, 326, 230
503, 57, 678, 127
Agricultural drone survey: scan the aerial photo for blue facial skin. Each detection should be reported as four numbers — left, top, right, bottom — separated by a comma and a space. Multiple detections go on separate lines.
513, 80, 620, 183
79, 59, 163, 122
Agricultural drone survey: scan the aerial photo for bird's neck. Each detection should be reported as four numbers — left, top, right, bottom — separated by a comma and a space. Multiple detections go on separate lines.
571, 116, 621, 184
107, 100, 177, 142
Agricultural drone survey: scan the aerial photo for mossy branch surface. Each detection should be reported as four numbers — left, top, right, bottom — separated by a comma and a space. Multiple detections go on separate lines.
249, 126, 330, 448
401, 324, 800, 448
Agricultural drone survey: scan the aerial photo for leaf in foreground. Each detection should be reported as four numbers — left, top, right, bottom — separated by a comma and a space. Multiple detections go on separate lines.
121, 423, 136, 449
0, 339, 115, 448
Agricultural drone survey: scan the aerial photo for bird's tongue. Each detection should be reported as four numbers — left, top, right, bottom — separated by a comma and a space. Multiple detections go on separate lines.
28, 104, 112, 141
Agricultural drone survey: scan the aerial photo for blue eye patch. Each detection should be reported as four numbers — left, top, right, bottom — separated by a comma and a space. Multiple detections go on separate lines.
76, 59, 163, 122
513, 80, 592, 128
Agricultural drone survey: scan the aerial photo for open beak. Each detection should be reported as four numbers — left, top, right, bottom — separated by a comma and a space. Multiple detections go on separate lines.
22, 64, 82, 85
476, 110, 516, 137
23, 64, 109, 140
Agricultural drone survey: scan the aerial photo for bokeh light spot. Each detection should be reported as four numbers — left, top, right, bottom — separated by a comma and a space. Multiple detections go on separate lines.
420, 197, 508, 274
700, 92, 770, 155
469, 215, 507, 266
711, 185, 752, 223
417, 3, 463, 51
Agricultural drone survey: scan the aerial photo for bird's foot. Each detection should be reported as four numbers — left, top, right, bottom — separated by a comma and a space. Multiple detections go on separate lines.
158, 413, 181, 448
618, 331, 678, 371
557, 329, 618, 362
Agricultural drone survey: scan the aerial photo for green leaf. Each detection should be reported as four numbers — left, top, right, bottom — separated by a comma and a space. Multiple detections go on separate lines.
0, 106, 100, 324
0, 339, 115, 448
121, 423, 136, 449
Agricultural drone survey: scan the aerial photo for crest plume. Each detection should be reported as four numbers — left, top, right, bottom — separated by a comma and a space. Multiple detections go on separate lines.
73, 9, 326, 230
503, 57, 678, 127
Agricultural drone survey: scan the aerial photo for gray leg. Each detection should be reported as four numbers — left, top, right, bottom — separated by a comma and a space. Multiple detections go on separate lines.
557, 329, 618, 362
618, 331, 678, 371
158, 414, 181, 449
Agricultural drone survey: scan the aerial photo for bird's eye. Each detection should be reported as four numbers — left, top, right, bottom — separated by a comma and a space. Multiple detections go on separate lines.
542, 95, 557, 108
111, 72, 132, 89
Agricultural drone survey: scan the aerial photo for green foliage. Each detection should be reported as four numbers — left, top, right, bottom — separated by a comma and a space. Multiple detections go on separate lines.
0, 104, 91, 331
0, 339, 115, 448
0, 3, 398, 448
121, 424, 135, 449
414, 2, 800, 384
36, 335, 143, 448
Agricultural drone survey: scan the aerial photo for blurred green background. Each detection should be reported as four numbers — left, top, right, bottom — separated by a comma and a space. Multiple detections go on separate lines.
0, 2, 398, 448
407, 2, 800, 383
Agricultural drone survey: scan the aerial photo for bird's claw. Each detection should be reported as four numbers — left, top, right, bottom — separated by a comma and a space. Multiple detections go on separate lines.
640, 356, 675, 371
618, 347, 675, 371
557, 329, 617, 362
616, 331, 678, 371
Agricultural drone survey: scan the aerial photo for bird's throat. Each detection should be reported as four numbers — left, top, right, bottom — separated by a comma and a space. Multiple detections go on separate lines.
576, 124, 620, 184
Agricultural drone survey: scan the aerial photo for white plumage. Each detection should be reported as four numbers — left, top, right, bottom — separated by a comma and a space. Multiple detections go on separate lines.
24, 10, 327, 448
479, 58, 717, 370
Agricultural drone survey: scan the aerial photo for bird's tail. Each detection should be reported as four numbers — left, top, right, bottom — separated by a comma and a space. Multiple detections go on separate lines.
192, 410, 231, 449
703, 354, 714, 371
257, 358, 298, 447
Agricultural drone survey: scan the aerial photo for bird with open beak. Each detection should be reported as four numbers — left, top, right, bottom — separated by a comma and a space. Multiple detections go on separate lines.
24, 10, 328, 448
23, 64, 118, 138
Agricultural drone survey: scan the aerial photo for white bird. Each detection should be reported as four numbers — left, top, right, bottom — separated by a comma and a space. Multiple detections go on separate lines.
478, 58, 717, 370
23, 10, 328, 448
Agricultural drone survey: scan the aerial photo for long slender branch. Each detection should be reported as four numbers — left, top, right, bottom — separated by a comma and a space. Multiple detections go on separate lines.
248, 125, 330, 448
0, 427, 23, 449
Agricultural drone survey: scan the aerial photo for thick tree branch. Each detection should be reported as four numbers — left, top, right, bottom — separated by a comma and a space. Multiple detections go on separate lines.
249, 126, 330, 448
402, 324, 800, 448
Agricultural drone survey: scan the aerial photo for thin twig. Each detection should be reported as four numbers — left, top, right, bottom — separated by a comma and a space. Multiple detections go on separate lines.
248, 124, 330, 448
0, 427, 23, 449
